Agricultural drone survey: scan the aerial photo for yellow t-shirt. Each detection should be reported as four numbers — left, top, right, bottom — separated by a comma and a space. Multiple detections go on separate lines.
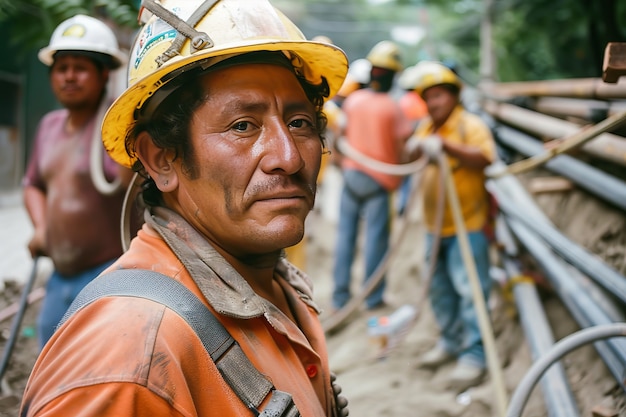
414, 106, 496, 236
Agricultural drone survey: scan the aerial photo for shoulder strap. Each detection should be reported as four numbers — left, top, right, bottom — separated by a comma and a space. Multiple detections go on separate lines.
60, 269, 299, 417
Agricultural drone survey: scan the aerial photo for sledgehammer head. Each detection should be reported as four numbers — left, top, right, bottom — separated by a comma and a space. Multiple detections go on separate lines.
602, 42, 626, 83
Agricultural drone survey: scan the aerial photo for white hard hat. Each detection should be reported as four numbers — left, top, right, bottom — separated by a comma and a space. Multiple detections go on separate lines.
348, 59, 372, 85
398, 65, 420, 90
103, 0, 348, 168
38, 14, 125, 69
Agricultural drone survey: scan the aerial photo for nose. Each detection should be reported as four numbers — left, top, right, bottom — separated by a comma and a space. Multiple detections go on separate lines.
62, 66, 78, 81
259, 119, 306, 175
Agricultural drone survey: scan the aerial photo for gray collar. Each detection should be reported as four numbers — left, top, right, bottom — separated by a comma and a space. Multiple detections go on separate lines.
145, 206, 321, 319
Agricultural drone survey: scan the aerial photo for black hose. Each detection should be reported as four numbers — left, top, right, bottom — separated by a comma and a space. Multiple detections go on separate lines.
0, 256, 39, 391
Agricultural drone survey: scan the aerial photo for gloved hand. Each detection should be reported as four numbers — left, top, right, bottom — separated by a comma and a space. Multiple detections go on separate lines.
331, 372, 349, 416
404, 136, 421, 158
421, 135, 443, 160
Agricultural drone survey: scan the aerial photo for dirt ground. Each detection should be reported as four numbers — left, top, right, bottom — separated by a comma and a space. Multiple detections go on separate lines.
0, 164, 625, 417
309, 164, 626, 417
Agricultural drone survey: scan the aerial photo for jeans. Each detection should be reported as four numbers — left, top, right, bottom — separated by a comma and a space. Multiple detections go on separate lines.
397, 174, 413, 215
37, 259, 116, 349
426, 231, 491, 368
332, 169, 390, 309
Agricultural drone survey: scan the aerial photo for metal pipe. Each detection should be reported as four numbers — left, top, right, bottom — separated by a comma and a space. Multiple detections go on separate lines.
487, 173, 626, 304
531, 97, 626, 122
480, 77, 626, 99
492, 126, 626, 211
483, 100, 626, 167
505, 217, 626, 392
496, 217, 580, 417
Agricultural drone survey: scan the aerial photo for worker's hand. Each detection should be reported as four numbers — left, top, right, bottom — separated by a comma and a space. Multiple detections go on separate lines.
331, 372, 349, 416
404, 136, 421, 160
27, 227, 47, 258
421, 135, 443, 160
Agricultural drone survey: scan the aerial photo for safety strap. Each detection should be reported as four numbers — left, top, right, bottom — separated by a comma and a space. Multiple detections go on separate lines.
60, 269, 300, 417
141, 0, 218, 65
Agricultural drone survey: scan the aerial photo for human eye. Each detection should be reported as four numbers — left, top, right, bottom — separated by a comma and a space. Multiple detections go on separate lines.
288, 118, 315, 131
232, 121, 251, 133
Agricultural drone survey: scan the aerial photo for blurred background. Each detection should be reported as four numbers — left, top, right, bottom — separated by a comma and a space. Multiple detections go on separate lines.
0, 0, 624, 192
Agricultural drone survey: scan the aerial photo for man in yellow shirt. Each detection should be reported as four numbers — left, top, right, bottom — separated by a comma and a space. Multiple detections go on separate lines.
410, 61, 497, 391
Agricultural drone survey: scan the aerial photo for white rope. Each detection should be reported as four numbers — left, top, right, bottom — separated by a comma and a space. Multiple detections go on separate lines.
334, 136, 429, 176
89, 98, 123, 195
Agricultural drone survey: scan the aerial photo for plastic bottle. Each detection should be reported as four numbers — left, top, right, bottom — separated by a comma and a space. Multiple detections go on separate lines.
367, 304, 417, 353
386, 304, 417, 338
367, 316, 389, 350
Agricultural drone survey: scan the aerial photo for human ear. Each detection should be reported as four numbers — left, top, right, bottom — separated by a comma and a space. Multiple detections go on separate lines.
134, 131, 178, 192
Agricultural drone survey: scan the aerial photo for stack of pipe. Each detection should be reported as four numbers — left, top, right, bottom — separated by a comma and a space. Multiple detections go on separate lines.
474, 78, 626, 412
487, 169, 626, 394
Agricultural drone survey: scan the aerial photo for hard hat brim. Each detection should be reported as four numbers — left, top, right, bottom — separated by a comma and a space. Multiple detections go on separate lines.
38, 45, 127, 69
103, 39, 348, 168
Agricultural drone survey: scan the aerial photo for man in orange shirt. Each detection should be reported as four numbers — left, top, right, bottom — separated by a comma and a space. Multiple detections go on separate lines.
20, 1, 349, 416
331, 41, 414, 311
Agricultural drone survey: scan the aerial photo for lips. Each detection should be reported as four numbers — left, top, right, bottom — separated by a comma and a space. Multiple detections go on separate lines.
61, 85, 81, 93
249, 186, 313, 210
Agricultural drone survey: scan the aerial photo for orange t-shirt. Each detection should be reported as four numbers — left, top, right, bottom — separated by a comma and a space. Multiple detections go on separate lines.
399, 91, 428, 122
341, 88, 414, 191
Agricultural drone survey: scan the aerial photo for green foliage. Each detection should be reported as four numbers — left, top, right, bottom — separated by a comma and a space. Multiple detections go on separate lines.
0, 0, 139, 52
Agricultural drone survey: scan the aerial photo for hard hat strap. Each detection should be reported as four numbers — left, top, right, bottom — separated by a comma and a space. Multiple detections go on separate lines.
141, 0, 219, 66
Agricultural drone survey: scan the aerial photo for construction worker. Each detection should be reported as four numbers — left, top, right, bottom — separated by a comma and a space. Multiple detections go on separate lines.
20, 1, 349, 416
409, 61, 497, 391
317, 58, 372, 224
331, 40, 414, 312
22, 14, 132, 349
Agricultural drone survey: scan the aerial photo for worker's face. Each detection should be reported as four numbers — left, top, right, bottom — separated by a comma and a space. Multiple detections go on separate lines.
167, 64, 322, 261
50, 55, 108, 110
422, 85, 458, 127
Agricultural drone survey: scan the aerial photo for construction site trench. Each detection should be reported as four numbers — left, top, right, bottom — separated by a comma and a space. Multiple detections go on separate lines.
0, 77, 625, 417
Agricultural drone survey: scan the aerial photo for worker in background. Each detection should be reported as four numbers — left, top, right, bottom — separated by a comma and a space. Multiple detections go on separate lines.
22, 14, 132, 349
316, 58, 372, 225
20, 1, 350, 415
409, 61, 496, 391
396, 64, 429, 215
331, 40, 414, 312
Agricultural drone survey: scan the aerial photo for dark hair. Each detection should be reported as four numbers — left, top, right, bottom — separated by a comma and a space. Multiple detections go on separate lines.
369, 66, 396, 92
52, 50, 116, 71
126, 55, 329, 206
424, 83, 461, 97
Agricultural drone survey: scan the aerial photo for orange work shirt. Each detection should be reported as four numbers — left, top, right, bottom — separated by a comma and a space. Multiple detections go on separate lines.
341, 88, 414, 191
20, 224, 337, 417
399, 91, 428, 122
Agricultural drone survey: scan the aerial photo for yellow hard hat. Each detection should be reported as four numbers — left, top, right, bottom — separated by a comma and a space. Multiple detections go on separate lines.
102, 0, 348, 168
412, 61, 462, 97
366, 40, 403, 72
